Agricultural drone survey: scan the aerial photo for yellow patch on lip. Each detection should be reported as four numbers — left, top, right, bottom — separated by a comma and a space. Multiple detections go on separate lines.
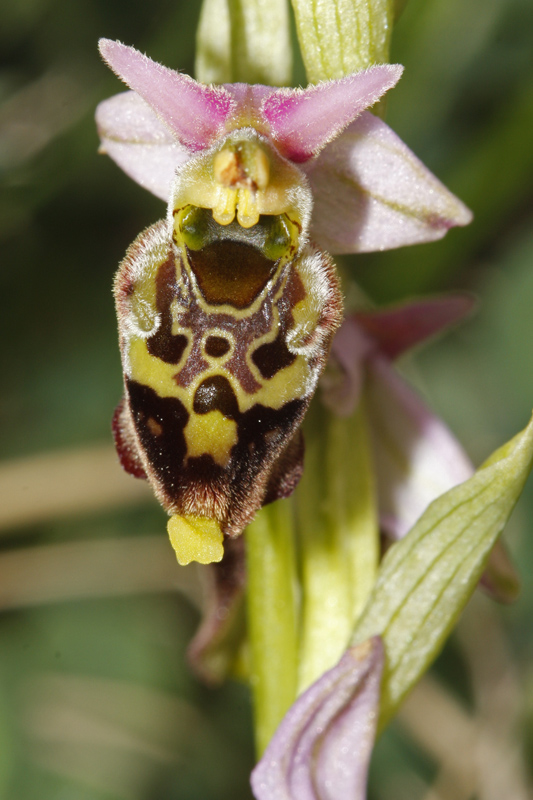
167, 514, 224, 565
184, 409, 238, 467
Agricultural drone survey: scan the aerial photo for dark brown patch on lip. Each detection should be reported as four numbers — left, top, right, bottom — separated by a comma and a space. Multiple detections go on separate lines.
251, 331, 296, 379
126, 378, 189, 493
187, 240, 276, 308
205, 335, 231, 358
180, 398, 306, 533
147, 257, 188, 364
148, 331, 188, 364
193, 375, 240, 419
126, 372, 307, 531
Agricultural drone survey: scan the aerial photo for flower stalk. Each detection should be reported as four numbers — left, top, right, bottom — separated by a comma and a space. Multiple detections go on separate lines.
296, 395, 379, 693
246, 501, 299, 755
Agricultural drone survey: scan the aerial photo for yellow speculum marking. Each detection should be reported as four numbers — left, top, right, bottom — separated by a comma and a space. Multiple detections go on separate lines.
128, 338, 184, 397
129, 327, 312, 414
167, 514, 224, 565
183, 410, 238, 467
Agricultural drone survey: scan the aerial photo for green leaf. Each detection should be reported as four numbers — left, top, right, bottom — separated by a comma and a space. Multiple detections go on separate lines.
352, 414, 533, 730
196, 0, 292, 86
291, 0, 394, 83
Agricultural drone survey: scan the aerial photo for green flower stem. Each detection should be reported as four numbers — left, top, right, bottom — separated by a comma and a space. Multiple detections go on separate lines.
336, 396, 380, 621
245, 500, 299, 756
297, 397, 380, 692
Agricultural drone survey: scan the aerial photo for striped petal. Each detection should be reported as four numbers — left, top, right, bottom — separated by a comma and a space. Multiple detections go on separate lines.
251, 638, 383, 800
356, 294, 476, 360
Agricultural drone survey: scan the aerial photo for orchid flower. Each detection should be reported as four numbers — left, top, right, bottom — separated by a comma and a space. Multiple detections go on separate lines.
95, 31, 531, 800
97, 39, 472, 566
96, 39, 471, 255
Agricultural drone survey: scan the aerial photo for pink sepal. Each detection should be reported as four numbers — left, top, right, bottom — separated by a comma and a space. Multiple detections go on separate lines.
305, 111, 473, 254
99, 39, 235, 151
356, 294, 476, 361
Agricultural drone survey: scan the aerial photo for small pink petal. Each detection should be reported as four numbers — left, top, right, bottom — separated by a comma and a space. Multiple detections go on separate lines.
304, 111, 473, 254
365, 355, 474, 539
355, 294, 476, 361
96, 91, 191, 199
261, 65, 402, 163
251, 638, 383, 800
99, 39, 235, 151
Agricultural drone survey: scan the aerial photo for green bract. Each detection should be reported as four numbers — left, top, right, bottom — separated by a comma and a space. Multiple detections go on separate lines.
196, 0, 292, 85
291, 0, 394, 82
352, 414, 533, 730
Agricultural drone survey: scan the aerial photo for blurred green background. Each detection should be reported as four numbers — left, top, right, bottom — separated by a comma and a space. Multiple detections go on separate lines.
1, 0, 532, 797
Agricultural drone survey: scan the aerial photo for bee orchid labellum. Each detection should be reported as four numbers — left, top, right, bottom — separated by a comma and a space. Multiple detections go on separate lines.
113, 130, 343, 565
98, 39, 472, 566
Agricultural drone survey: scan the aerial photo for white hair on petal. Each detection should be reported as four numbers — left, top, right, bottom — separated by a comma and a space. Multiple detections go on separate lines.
115, 220, 170, 375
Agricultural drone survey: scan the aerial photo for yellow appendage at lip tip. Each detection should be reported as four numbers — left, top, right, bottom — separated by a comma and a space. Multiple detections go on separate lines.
167, 514, 224, 565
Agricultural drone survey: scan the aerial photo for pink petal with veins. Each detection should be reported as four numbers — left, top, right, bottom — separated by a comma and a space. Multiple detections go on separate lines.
99, 39, 235, 151
251, 638, 383, 800
305, 111, 473, 253
261, 65, 402, 162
